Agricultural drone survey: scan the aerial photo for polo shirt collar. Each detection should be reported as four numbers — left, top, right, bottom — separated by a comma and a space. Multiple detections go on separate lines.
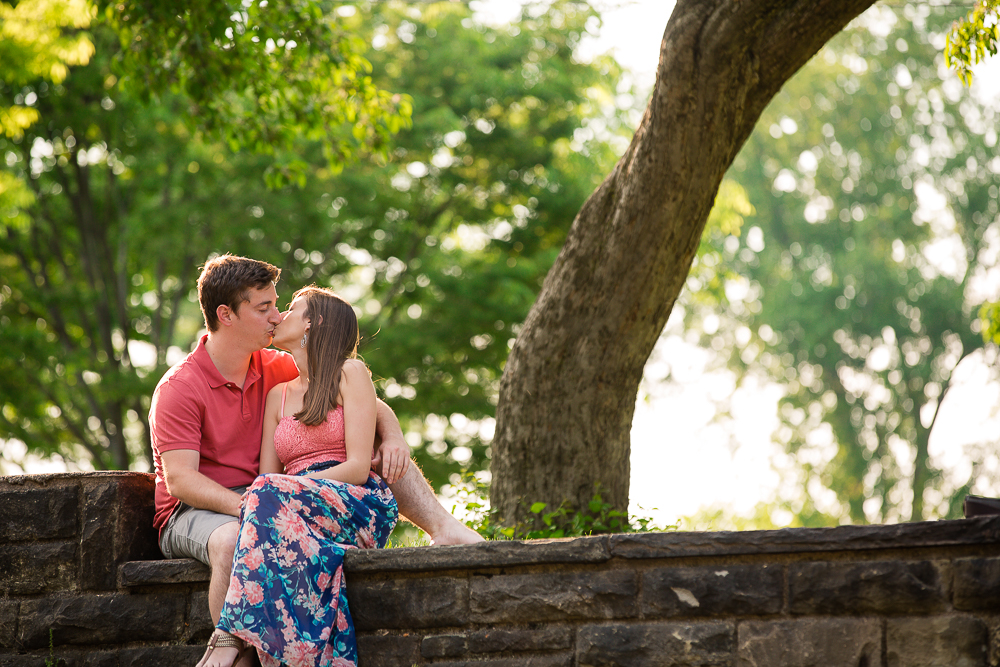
192, 334, 262, 390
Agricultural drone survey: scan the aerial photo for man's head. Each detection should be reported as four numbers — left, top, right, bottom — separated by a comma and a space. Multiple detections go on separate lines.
197, 254, 281, 332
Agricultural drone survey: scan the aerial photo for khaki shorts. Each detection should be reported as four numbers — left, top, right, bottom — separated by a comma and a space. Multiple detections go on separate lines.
158, 486, 248, 566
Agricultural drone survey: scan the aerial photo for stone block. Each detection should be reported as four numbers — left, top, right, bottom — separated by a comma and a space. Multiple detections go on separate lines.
112, 474, 159, 562
348, 576, 468, 630
789, 560, 946, 615
610, 517, 1000, 560
577, 621, 735, 666
0, 651, 57, 667
114, 646, 209, 666
421, 626, 573, 658
0, 542, 77, 595
119, 559, 211, 587
954, 557, 1000, 611
17, 592, 187, 649
0, 478, 80, 543
642, 563, 783, 618
737, 618, 882, 667
470, 570, 637, 623
886, 615, 988, 667
0, 483, 78, 543
187, 590, 215, 643
0, 646, 204, 667
357, 633, 422, 667
0, 600, 17, 648
79, 481, 121, 591
346, 536, 611, 573
433, 655, 573, 667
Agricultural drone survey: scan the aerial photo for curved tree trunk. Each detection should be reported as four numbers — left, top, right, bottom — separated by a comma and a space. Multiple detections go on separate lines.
491, 0, 878, 524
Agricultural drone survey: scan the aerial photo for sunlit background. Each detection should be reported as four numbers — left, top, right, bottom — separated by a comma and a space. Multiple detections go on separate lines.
4, 0, 999, 531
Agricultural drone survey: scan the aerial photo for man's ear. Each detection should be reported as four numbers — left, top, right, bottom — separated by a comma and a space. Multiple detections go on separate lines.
217, 304, 235, 327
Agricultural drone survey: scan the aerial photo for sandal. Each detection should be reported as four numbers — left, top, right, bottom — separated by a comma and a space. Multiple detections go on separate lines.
195, 630, 246, 667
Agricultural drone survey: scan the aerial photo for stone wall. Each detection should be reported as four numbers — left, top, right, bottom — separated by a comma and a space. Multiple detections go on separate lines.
2, 472, 1000, 666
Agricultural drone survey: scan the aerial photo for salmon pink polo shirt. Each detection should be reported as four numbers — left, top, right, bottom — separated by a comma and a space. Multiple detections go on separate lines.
149, 335, 299, 536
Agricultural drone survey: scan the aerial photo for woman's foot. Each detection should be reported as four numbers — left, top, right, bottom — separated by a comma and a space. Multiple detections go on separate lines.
195, 630, 244, 667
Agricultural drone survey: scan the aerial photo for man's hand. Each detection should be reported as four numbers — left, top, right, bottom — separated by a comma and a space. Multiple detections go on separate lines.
372, 432, 410, 484
372, 399, 411, 484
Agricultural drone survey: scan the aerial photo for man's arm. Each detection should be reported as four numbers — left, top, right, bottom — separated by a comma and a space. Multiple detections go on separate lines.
372, 398, 410, 484
160, 449, 243, 517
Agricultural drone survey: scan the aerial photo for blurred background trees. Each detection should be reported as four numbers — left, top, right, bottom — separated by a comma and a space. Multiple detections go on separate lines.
0, 1, 631, 488
2, 0, 998, 529
679, 3, 1000, 525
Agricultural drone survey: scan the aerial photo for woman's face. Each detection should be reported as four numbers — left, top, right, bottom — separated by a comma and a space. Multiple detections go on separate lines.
272, 295, 309, 351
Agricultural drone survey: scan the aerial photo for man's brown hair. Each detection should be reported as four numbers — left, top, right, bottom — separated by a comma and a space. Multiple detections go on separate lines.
197, 254, 281, 332
293, 286, 363, 426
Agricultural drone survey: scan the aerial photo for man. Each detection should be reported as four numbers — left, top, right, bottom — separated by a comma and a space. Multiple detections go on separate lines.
149, 255, 481, 654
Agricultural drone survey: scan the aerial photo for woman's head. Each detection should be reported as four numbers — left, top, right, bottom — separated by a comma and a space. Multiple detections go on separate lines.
288, 286, 362, 425
295, 286, 359, 361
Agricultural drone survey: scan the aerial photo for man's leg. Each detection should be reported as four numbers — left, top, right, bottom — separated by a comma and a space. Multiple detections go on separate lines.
160, 500, 256, 666
196, 522, 251, 667
389, 464, 484, 545
206, 522, 240, 623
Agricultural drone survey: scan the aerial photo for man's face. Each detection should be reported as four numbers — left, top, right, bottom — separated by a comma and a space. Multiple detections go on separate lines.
231, 284, 282, 351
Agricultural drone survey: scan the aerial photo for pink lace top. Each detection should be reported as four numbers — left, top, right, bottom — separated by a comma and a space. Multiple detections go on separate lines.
273, 384, 348, 476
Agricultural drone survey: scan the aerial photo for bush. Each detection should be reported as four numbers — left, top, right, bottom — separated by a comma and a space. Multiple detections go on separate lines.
452, 472, 676, 540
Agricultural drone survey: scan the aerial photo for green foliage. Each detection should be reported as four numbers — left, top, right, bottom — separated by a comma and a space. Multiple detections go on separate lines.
385, 530, 431, 548
0, 1, 631, 479
945, 0, 1000, 85
981, 301, 1000, 345
46, 628, 57, 667
682, 500, 841, 532
452, 473, 675, 540
697, 4, 999, 523
0, 24, 307, 469
688, 179, 753, 307
0, 0, 95, 138
103, 0, 410, 181
274, 1, 634, 489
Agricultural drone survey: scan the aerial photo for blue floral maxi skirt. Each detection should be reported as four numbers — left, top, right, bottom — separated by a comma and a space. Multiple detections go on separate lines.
218, 467, 397, 667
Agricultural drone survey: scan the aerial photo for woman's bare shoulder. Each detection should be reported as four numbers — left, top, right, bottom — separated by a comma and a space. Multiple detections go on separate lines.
266, 381, 291, 403
341, 358, 371, 376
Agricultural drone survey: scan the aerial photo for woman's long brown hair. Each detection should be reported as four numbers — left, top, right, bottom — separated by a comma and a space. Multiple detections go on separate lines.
292, 286, 362, 426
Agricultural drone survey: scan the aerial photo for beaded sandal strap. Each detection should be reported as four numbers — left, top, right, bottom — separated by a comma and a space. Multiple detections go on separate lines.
208, 631, 244, 650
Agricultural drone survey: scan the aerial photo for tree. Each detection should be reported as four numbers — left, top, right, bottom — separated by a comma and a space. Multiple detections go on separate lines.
946, 0, 1000, 344
490, 0, 882, 524
336, 3, 630, 488
0, 27, 308, 469
689, 4, 999, 523
0, 2, 628, 479
0, 0, 94, 140
945, 0, 1000, 85
0, 0, 408, 179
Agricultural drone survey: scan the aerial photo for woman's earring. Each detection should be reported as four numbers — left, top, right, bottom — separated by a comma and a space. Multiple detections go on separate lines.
300, 332, 308, 348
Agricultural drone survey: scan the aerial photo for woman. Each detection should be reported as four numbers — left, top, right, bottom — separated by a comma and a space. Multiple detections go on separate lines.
197, 286, 398, 667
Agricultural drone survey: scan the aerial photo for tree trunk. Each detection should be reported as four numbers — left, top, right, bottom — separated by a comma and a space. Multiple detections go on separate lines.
492, 0, 878, 524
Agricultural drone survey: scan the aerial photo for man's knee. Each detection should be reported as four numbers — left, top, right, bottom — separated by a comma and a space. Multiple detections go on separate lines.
207, 522, 239, 572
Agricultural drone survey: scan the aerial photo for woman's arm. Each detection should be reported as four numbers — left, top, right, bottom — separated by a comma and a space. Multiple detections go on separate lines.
259, 384, 286, 475
306, 359, 376, 486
